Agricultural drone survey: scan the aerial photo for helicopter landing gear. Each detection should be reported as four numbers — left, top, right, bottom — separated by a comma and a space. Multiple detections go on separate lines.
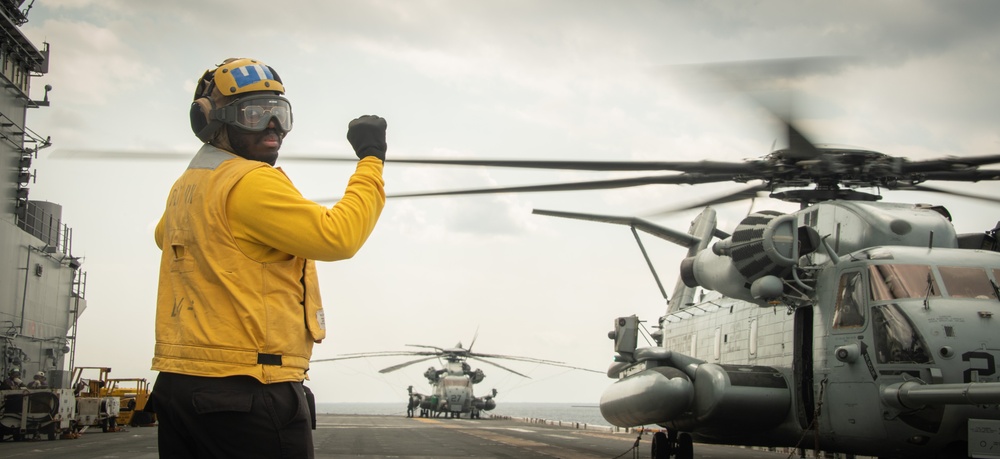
651, 432, 671, 459
651, 429, 693, 459
676, 433, 693, 459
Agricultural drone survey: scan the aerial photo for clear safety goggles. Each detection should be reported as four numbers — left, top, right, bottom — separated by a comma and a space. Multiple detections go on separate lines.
215, 94, 293, 132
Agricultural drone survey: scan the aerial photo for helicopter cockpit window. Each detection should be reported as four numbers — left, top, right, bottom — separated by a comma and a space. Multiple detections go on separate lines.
868, 264, 941, 302
938, 266, 998, 300
444, 378, 470, 388
833, 271, 865, 329
871, 303, 932, 364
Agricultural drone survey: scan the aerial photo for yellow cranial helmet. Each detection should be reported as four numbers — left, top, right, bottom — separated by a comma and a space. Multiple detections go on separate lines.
211, 58, 285, 96
190, 58, 287, 142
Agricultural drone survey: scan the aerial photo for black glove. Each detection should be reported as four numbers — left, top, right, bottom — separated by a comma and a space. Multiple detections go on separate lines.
347, 115, 387, 161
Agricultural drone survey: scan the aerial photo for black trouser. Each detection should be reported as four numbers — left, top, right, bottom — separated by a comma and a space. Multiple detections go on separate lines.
150, 372, 314, 459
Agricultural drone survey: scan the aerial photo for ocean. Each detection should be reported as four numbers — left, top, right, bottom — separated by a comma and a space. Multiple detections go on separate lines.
316, 402, 610, 428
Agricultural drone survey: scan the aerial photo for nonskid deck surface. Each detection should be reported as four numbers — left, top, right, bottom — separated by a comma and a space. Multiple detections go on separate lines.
0, 414, 792, 458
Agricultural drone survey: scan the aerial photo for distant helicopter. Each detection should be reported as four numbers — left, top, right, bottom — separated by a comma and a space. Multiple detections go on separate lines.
313, 338, 600, 419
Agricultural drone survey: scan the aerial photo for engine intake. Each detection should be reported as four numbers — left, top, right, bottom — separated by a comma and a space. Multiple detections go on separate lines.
680, 210, 803, 304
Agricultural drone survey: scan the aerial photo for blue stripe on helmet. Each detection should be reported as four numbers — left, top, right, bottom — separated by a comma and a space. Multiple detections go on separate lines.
231, 64, 275, 88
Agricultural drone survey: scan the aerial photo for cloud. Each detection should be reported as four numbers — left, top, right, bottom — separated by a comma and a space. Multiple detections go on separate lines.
24, 19, 154, 105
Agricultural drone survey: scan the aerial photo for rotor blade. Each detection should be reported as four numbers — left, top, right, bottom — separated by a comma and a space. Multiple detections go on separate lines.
901, 155, 1000, 173
532, 209, 701, 248
468, 327, 480, 353
466, 356, 531, 378
693, 56, 857, 90
405, 344, 447, 352
692, 57, 854, 161
51, 149, 365, 167
53, 149, 760, 174
383, 173, 737, 198
379, 356, 440, 374
642, 183, 772, 217
49, 149, 356, 164
329, 157, 750, 173
470, 355, 603, 375
310, 351, 436, 363
899, 184, 1000, 205
919, 170, 1000, 182
49, 149, 195, 160
469, 352, 603, 373
783, 119, 822, 161
468, 352, 567, 365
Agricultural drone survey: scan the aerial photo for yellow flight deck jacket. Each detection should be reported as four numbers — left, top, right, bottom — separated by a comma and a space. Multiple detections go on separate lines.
152, 144, 385, 383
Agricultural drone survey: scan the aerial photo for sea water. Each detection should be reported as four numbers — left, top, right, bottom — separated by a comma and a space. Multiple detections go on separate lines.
316, 402, 610, 428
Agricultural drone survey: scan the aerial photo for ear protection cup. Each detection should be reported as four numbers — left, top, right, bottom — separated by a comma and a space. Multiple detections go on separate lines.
190, 97, 219, 142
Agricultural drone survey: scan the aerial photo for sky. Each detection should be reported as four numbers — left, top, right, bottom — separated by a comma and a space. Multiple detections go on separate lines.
18, 0, 1000, 404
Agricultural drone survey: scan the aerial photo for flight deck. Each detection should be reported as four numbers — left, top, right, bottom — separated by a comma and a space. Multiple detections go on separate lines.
0, 414, 797, 458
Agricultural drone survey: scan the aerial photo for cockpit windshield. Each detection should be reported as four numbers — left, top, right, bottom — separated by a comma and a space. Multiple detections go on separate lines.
938, 266, 999, 300
869, 264, 940, 302
443, 378, 470, 388
868, 264, 999, 301
872, 303, 932, 364
861, 262, 998, 365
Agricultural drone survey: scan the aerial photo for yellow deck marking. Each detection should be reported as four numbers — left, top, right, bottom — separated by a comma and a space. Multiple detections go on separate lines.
405, 417, 634, 457
455, 428, 610, 459
413, 417, 444, 425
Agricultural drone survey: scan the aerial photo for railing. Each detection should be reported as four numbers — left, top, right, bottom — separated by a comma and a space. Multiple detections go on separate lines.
17, 201, 73, 256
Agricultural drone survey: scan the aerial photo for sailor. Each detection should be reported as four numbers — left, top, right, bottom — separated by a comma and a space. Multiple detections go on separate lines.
2, 368, 25, 390
150, 57, 386, 459
27, 371, 47, 389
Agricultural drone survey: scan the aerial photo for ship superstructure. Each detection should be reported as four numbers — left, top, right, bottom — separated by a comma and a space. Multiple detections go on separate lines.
1, 0, 86, 400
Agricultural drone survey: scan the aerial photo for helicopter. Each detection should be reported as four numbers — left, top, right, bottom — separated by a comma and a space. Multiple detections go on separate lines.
312, 338, 600, 419
357, 144, 1000, 457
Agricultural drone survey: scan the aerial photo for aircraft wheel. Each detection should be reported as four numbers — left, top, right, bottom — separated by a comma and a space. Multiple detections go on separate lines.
676, 433, 693, 459
651, 431, 671, 459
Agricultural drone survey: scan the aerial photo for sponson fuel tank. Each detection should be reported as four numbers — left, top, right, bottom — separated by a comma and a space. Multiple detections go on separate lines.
600, 366, 694, 427
601, 359, 791, 431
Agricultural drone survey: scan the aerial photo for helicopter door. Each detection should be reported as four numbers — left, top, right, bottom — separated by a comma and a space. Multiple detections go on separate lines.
792, 306, 814, 430
824, 269, 889, 440
828, 270, 874, 382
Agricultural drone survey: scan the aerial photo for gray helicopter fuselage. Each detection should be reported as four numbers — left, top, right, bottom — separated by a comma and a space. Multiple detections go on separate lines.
602, 200, 1000, 457
435, 360, 474, 413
